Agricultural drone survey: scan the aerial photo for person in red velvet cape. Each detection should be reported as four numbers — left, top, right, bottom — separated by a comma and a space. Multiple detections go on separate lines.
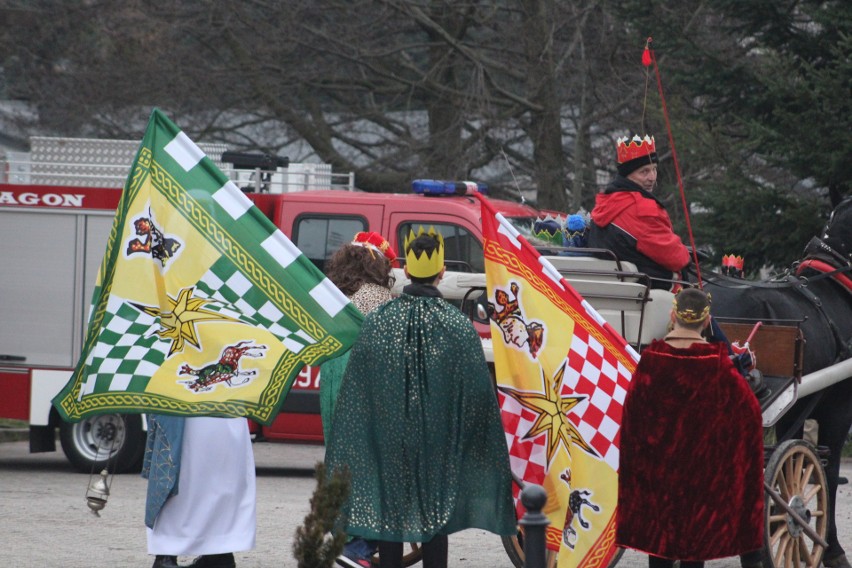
616, 288, 764, 568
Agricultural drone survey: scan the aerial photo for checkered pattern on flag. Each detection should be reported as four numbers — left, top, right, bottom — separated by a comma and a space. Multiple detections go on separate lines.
475, 193, 639, 568
53, 109, 363, 424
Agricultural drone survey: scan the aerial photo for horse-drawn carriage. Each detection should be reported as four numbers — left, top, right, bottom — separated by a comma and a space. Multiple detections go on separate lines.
490, 195, 852, 568
717, 318, 830, 568
697, 196, 852, 568
384, 198, 852, 568
489, 253, 845, 568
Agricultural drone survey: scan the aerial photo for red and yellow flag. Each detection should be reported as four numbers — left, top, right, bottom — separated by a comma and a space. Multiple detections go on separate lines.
477, 194, 639, 568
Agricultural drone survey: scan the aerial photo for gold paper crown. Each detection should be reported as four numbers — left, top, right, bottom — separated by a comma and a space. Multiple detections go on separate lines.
671, 292, 712, 324
674, 305, 710, 324
404, 226, 444, 278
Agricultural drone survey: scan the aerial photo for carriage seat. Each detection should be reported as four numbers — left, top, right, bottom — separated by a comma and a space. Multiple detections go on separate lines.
543, 256, 674, 346
715, 320, 804, 427
393, 257, 672, 348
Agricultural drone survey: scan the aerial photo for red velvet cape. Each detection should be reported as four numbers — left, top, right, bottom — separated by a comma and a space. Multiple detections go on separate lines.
616, 340, 764, 560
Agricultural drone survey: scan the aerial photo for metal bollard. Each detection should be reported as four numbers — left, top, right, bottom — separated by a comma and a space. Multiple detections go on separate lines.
519, 483, 550, 568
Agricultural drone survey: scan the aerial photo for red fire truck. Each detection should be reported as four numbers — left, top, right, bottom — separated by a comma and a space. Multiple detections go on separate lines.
0, 137, 546, 472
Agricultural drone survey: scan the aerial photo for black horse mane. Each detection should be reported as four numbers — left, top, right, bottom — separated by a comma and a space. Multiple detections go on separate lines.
828, 193, 852, 219
822, 195, 852, 261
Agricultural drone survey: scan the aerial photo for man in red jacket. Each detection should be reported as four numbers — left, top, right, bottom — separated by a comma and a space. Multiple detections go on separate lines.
587, 134, 689, 290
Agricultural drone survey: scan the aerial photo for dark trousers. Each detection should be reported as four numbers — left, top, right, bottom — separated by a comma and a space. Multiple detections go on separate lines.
378, 535, 448, 568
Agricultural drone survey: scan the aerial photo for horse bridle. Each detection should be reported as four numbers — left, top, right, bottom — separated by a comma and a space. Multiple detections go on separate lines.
821, 196, 852, 260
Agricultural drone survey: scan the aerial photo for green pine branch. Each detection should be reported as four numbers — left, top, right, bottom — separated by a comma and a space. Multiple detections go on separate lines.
293, 461, 351, 568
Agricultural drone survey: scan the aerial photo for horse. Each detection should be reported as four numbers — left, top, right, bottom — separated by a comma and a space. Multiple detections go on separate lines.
178, 341, 267, 392
693, 196, 852, 566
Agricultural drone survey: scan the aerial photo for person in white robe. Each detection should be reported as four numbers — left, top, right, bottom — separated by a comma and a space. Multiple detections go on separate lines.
143, 416, 256, 568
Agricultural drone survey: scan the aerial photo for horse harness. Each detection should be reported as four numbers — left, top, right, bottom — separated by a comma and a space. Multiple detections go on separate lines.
795, 236, 852, 295
700, 240, 852, 365
792, 236, 852, 362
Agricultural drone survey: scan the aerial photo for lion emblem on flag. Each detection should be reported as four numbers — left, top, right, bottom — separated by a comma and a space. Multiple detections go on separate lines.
560, 468, 600, 549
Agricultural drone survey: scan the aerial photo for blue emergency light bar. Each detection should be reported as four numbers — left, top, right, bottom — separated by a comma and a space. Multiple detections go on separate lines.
411, 179, 489, 196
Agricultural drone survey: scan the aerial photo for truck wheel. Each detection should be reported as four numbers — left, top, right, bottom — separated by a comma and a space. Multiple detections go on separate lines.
59, 414, 145, 474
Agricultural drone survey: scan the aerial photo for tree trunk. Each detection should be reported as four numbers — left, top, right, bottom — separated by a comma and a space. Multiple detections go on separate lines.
571, 119, 596, 211
423, 4, 469, 179
522, 0, 568, 212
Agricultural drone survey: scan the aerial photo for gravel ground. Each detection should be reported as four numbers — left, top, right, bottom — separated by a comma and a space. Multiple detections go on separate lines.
0, 439, 849, 568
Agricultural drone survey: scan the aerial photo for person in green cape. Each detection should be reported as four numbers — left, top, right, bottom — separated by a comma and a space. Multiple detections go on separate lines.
325, 226, 516, 568
319, 231, 397, 568
320, 231, 397, 444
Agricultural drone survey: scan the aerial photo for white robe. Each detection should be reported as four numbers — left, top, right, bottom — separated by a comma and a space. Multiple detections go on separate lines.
147, 417, 256, 555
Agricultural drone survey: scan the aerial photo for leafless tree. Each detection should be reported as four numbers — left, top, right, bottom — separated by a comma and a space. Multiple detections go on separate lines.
0, 0, 651, 210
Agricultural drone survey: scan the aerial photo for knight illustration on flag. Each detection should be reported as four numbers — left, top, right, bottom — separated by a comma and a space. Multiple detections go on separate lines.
475, 193, 639, 568
53, 109, 363, 424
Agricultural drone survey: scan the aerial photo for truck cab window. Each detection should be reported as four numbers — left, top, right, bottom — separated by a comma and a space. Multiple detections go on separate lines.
294, 216, 366, 272
398, 222, 484, 273
505, 216, 539, 239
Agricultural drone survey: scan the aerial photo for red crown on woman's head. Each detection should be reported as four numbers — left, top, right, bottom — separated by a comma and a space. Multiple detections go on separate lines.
722, 254, 744, 271
616, 135, 657, 164
352, 231, 399, 267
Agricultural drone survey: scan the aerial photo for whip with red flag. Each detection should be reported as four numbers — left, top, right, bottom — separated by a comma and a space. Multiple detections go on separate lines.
642, 37, 703, 287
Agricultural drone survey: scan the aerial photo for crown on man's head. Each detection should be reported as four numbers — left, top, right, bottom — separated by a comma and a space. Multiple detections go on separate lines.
616, 135, 657, 164
722, 254, 745, 271
404, 226, 444, 278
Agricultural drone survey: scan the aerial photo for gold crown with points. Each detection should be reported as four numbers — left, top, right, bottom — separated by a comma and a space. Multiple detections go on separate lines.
404, 226, 444, 278
672, 292, 712, 324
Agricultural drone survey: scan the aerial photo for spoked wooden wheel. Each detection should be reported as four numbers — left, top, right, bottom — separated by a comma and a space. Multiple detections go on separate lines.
763, 439, 829, 568
370, 543, 422, 567
502, 533, 558, 568
501, 532, 624, 568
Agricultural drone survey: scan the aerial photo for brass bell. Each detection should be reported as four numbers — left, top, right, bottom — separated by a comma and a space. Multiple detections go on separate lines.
85, 468, 111, 517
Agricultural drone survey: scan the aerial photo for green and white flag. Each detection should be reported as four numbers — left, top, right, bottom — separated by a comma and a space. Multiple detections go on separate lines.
53, 109, 363, 424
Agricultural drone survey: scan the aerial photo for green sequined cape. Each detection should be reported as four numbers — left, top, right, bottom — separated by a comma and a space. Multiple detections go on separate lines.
319, 350, 350, 442
325, 293, 516, 542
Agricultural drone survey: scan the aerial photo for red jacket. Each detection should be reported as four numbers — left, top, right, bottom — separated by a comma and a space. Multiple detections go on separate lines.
588, 182, 689, 283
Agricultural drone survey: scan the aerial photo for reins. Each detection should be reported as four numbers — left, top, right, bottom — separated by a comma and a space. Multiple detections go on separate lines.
689, 262, 852, 291
692, 263, 852, 364
795, 260, 852, 292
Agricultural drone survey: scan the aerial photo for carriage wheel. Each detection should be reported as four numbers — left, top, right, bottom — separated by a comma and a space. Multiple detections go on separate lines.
369, 543, 422, 567
762, 440, 829, 568
501, 533, 558, 568
500, 532, 624, 568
